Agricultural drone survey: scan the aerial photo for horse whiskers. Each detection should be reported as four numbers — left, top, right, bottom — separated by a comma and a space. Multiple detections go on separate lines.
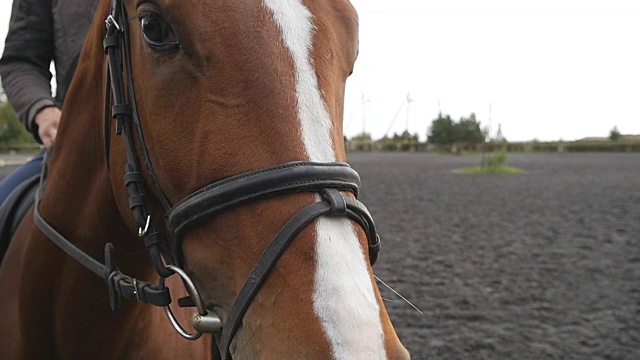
374, 275, 424, 315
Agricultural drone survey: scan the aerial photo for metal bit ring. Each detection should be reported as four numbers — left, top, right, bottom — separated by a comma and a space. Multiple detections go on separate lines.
160, 265, 222, 339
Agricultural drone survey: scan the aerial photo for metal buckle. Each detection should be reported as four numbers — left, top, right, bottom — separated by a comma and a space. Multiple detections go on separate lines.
105, 15, 121, 31
138, 215, 151, 237
160, 265, 222, 340
132, 278, 141, 302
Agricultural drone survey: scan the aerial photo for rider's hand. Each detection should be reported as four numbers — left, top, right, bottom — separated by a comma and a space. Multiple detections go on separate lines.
34, 106, 61, 148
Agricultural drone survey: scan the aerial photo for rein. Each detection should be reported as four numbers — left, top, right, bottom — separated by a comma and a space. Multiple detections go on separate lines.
33, 0, 381, 359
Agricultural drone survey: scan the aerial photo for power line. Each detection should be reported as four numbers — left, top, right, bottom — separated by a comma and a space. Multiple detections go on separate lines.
384, 96, 408, 138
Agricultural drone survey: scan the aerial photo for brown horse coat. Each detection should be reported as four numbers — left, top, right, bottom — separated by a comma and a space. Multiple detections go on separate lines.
0, 0, 410, 358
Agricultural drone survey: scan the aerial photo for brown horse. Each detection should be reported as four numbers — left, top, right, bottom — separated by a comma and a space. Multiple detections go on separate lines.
0, 0, 410, 358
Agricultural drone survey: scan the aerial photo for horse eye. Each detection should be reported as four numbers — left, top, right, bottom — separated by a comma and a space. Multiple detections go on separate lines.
140, 14, 180, 50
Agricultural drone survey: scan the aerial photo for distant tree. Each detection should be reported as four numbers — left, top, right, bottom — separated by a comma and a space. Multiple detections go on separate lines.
427, 113, 456, 145
428, 112, 485, 145
351, 132, 372, 141
482, 125, 490, 142
609, 126, 621, 141
394, 130, 419, 143
455, 113, 485, 144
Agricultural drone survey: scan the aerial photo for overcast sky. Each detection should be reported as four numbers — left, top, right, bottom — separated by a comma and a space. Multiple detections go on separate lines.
2, 0, 639, 141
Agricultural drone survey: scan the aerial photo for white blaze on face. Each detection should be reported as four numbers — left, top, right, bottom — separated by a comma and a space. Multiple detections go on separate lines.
262, 0, 386, 358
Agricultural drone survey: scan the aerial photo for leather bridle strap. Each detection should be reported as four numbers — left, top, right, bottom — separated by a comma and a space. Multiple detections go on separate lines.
166, 161, 381, 273
34, 0, 384, 356
165, 162, 380, 359
33, 152, 171, 310
218, 189, 378, 360
103, 0, 176, 278
32, 0, 178, 312
167, 162, 362, 242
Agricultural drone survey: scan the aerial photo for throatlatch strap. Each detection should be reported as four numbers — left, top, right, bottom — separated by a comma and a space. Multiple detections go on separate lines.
34, 184, 171, 310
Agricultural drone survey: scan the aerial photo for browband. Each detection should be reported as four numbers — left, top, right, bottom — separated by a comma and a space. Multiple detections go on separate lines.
167, 162, 361, 242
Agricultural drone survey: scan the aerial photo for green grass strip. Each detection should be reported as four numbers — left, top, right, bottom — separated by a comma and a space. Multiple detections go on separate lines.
456, 165, 526, 175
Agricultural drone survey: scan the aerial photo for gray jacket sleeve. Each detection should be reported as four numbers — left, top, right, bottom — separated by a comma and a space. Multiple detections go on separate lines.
0, 0, 56, 138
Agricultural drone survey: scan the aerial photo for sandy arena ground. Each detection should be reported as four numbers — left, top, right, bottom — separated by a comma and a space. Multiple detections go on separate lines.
1, 152, 638, 359
347, 152, 639, 359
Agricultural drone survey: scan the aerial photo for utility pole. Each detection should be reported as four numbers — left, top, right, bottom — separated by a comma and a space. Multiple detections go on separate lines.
488, 102, 493, 142
406, 92, 413, 135
482, 102, 493, 168
361, 94, 370, 137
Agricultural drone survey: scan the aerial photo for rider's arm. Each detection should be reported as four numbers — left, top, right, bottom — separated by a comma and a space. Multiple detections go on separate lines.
0, 0, 55, 143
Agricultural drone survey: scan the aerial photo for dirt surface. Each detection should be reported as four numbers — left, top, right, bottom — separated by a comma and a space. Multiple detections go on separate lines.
2, 153, 638, 359
347, 152, 640, 360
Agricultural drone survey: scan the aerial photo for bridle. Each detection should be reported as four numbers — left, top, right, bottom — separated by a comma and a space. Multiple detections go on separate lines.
33, 0, 381, 359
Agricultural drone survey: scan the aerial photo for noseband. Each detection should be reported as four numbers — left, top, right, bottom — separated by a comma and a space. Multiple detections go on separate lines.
34, 1, 380, 359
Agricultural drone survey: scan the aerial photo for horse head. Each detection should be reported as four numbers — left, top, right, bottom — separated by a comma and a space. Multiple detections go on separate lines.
18, 0, 410, 358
